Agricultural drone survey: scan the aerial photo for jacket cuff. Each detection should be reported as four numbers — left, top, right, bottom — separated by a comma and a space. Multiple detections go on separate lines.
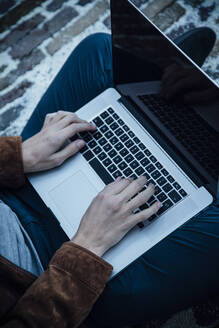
0, 136, 25, 189
50, 242, 113, 294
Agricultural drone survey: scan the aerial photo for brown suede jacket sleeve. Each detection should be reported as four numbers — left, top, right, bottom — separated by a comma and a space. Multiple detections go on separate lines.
0, 136, 25, 189
1, 242, 112, 327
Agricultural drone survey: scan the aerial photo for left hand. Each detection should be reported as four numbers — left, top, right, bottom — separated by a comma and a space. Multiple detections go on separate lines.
22, 111, 96, 173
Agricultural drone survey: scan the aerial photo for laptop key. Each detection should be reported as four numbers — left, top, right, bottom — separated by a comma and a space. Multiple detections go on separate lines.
157, 176, 167, 186
103, 158, 112, 167
155, 185, 162, 195
105, 131, 113, 139
99, 137, 107, 146
120, 148, 129, 157
88, 140, 97, 149
115, 128, 124, 136
161, 168, 169, 176
140, 158, 150, 167
173, 182, 181, 190
130, 146, 139, 154
168, 190, 182, 203
100, 125, 109, 133
98, 152, 107, 161
103, 143, 112, 152
124, 154, 134, 163
80, 145, 88, 153
118, 161, 128, 171
146, 164, 156, 173
93, 117, 104, 127
139, 143, 146, 150
110, 122, 119, 131
89, 158, 113, 185
120, 134, 129, 142
130, 160, 139, 169
113, 155, 122, 164
133, 137, 140, 144
93, 146, 102, 155
123, 125, 129, 132
157, 199, 173, 215
150, 156, 157, 163
109, 136, 119, 145
113, 170, 122, 179
155, 162, 163, 169
100, 111, 109, 119
163, 183, 172, 193
93, 132, 102, 140
113, 113, 119, 120
83, 150, 94, 161
125, 140, 134, 148
144, 149, 151, 156
118, 119, 125, 126
115, 142, 124, 151
157, 192, 167, 202
179, 189, 187, 197
167, 175, 174, 183
124, 168, 133, 177
108, 107, 114, 114
106, 117, 114, 125
108, 164, 117, 173
135, 166, 144, 176
151, 170, 161, 180
108, 149, 117, 158
135, 151, 144, 161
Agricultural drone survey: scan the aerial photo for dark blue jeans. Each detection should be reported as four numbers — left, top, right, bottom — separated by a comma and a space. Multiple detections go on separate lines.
2, 33, 219, 327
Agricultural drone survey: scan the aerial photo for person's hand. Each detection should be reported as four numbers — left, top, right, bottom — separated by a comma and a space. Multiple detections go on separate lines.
161, 63, 219, 104
72, 176, 162, 257
22, 111, 96, 173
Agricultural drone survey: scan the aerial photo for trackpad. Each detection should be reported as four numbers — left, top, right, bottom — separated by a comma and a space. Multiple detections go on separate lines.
49, 170, 98, 231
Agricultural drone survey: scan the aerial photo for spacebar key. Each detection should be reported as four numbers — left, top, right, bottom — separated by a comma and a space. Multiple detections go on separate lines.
89, 158, 114, 185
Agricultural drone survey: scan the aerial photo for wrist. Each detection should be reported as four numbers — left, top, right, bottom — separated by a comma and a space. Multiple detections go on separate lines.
22, 141, 36, 173
71, 235, 106, 257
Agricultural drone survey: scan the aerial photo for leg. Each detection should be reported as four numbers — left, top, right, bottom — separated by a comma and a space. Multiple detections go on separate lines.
22, 33, 113, 140
86, 200, 219, 327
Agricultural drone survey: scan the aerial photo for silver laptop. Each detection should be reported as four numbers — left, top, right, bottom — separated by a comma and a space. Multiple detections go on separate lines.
28, 0, 219, 278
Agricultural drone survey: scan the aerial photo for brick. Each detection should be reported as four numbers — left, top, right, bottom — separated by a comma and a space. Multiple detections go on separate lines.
198, 3, 216, 22
77, 0, 95, 6
103, 15, 111, 29
0, 14, 45, 52
0, 105, 23, 131
46, 0, 69, 12
152, 3, 185, 31
0, 0, 15, 15
0, 81, 32, 110
10, 7, 78, 59
167, 22, 196, 40
210, 39, 219, 58
0, 0, 48, 33
142, 0, 175, 19
0, 49, 45, 91
0, 65, 7, 74
46, 0, 109, 56
44, 6, 78, 35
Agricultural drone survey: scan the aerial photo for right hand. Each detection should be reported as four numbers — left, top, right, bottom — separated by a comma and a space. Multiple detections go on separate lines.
72, 176, 162, 257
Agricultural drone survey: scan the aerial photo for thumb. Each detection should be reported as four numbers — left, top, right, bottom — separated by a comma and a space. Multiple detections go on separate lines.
52, 139, 85, 165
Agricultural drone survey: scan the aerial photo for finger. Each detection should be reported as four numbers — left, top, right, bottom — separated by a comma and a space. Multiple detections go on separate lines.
127, 183, 155, 210
118, 175, 147, 202
42, 113, 57, 129
56, 113, 87, 129
50, 139, 86, 166
105, 177, 133, 194
131, 201, 161, 225
61, 122, 97, 140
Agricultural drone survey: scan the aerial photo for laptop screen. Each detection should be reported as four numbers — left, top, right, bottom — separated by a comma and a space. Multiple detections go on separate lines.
111, 0, 219, 195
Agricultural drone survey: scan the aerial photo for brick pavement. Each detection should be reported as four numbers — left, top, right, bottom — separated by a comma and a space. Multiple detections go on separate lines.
0, 0, 218, 136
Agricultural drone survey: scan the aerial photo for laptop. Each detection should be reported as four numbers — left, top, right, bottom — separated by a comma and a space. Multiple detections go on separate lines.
28, 0, 219, 278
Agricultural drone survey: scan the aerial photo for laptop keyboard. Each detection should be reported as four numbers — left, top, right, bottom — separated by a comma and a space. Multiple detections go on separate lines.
139, 94, 219, 179
76, 107, 188, 228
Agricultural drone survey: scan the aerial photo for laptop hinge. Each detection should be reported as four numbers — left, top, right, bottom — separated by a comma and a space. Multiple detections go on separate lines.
119, 95, 205, 189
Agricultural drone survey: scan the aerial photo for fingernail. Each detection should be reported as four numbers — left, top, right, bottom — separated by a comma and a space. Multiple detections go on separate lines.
77, 139, 85, 147
90, 122, 96, 127
157, 201, 163, 209
116, 176, 122, 181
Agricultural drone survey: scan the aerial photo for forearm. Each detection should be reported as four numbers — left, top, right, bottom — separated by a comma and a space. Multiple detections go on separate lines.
2, 242, 112, 328
0, 136, 25, 189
